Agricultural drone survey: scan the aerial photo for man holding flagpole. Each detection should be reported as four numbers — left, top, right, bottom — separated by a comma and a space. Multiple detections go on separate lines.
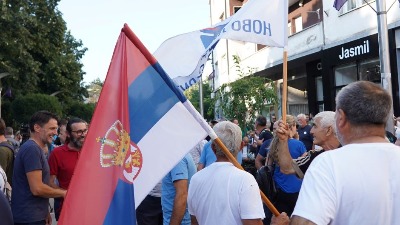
272, 81, 400, 225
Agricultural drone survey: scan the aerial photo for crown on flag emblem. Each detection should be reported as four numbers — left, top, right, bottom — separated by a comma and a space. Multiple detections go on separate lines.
97, 120, 142, 182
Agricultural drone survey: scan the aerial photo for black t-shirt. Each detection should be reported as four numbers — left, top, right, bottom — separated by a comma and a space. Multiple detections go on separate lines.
259, 128, 273, 142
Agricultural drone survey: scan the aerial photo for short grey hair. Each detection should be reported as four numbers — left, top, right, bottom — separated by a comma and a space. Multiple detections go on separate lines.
297, 114, 306, 119
336, 81, 391, 125
212, 121, 242, 157
313, 111, 336, 134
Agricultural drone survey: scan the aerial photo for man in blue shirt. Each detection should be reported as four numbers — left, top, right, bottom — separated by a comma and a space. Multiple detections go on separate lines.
12, 111, 67, 225
197, 140, 242, 171
161, 154, 196, 225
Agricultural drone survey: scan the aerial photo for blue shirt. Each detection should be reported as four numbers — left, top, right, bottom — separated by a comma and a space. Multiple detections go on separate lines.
12, 140, 50, 223
199, 141, 242, 167
162, 154, 196, 225
273, 139, 306, 193
258, 139, 273, 158
298, 125, 313, 150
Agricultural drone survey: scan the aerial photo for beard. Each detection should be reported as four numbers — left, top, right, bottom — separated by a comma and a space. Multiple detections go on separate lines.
70, 136, 85, 149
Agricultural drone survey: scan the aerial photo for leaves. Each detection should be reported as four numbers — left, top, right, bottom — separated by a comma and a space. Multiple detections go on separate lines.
0, 0, 90, 126
219, 55, 277, 128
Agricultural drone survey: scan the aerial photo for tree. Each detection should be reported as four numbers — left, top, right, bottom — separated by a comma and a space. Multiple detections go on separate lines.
218, 55, 277, 129
0, 0, 88, 102
184, 80, 215, 122
11, 94, 62, 124
65, 101, 95, 123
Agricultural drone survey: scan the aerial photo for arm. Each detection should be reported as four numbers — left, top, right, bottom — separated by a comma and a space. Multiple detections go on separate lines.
242, 219, 263, 225
191, 215, 199, 225
49, 175, 59, 189
169, 179, 188, 225
254, 154, 265, 170
197, 163, 204, 171
26, 170, 66, 198
290, 216, 317, 225
275, 122, 295, 175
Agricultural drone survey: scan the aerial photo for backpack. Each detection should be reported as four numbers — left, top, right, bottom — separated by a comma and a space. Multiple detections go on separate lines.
255, 153, 277, 203
0, 141, 14, 204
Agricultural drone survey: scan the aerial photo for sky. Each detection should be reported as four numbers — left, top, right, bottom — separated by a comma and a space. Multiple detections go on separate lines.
58, 0, 211, 84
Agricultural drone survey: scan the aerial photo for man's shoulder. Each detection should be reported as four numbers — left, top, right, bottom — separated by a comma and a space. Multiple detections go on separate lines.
52, 144, 69, 153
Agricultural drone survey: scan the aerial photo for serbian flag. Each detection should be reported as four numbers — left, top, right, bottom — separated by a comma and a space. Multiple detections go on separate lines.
59, 24, 208, 225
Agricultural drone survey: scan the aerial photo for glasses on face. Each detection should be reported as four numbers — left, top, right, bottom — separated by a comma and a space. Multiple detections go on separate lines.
71, 129, 88, 136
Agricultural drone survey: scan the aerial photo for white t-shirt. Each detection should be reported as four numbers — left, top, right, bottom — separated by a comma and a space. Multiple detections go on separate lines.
0, 166, 5, 193
188, 162, 265, 225
293, 143, 400, 225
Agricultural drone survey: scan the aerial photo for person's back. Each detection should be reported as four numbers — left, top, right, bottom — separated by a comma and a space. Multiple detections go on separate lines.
0, 141, 14, 185
273, 139, 305, 193
294, 143, 400, 224
188, 162, 264, 225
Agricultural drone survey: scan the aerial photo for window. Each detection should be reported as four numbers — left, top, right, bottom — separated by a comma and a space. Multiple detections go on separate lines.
294, 16, 303, 33
340, 0, 375, 13
334, 58, 380, 96
359, 59, 380, 83
288, 22, 293, 35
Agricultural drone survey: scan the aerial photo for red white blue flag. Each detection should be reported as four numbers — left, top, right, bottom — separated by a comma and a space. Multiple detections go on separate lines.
58, 24, 208, 225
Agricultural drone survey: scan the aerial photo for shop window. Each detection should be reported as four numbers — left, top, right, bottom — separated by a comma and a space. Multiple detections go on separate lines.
359, 59, 380, 83
316, 76, 324, 112
334, 58, 380, 95
335, 63, 357, 86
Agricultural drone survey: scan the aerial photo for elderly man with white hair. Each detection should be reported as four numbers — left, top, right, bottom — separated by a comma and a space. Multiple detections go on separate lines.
276, 111, 341, 178
188, 121, 265, 225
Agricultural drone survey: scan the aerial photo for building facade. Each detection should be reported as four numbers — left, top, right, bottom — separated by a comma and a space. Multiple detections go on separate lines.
209, 0, 400, 119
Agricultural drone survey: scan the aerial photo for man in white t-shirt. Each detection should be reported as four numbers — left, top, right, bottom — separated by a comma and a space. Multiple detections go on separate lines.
188, 121, 265, 225
272, 81, 400, 225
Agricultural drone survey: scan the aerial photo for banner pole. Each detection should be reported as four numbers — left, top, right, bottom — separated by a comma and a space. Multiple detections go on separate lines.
282, 49, 288, 122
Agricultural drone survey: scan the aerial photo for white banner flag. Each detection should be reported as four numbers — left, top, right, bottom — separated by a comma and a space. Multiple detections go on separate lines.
154, 0, 288, 91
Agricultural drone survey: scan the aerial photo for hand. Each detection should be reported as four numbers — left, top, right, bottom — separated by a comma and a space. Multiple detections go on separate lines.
271, 212, 290, 225
275, 121, 290, 142
46, 212, 52, 225
293, 131, 299, 140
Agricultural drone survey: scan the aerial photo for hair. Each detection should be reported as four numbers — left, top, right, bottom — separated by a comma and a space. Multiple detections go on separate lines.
0, 119, 6, 135
269, 115, 296, 163
336, 81, 391, 126
66, 118, 87, 134
313, 111, 336, 135
29, 111, 59, 132
256, 115, 267, 127
297, 113, 306, 120
5, 126, 13, 135
212, 121, 242, 157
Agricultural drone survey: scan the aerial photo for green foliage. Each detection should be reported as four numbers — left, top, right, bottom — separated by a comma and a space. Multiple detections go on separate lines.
11, 94, 62, 124
65, 101, 95, 123
219, 55, 277, 128
184, 81, 215, 121
0, 0, 88, 103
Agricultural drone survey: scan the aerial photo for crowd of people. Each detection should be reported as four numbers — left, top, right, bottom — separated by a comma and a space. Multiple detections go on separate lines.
1, 80, 400, 225
0, 111, 87, 225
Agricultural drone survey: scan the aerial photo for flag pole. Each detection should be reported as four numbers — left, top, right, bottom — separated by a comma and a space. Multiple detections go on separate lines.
183, 101, 280, 216
282, 49, 288, 121
376, 0, 394, 133
122, 23, 280, 217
